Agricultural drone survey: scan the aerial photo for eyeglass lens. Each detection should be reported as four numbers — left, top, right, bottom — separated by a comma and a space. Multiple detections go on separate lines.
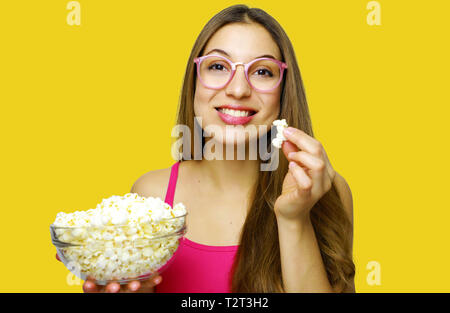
199, 56, 281, 90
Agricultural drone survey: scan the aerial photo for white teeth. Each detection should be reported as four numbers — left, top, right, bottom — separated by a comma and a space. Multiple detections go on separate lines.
218, 108, 250, 117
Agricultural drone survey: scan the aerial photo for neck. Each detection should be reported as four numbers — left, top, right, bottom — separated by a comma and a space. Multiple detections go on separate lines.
196, 158, 259, 193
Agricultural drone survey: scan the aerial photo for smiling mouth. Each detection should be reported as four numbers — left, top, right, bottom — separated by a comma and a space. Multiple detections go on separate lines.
214, 107, 257, 117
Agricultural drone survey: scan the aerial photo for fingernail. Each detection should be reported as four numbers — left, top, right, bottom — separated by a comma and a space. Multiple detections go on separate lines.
130, 282, 139, 291
283, 128, 293, 136
289, 161, 295, 168
110, 284, 119, 293
154, 276, 162, 284
83, 282, 91, 292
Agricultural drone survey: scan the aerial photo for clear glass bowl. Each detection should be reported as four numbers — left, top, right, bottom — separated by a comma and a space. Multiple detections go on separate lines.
50, 214, 187, 285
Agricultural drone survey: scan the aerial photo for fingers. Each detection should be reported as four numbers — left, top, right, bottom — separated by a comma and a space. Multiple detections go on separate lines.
83, 281, 121, 293
126, 280, 141, 292
283, 127, 322, 156
105, 282, 121, 293
83, 279, 99, 293
281, 140, 299, 158
288, 151, 325, 176
140, 274, 162, 289
82, 274, 163, 293
289, 161, 312, 190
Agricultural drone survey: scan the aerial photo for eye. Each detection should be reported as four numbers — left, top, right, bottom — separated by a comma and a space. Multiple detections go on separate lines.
208, 63, 227, 71
255, 68, 273, 77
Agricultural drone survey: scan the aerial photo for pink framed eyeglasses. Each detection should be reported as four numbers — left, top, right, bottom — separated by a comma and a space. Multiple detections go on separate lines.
194, 54, 288, 93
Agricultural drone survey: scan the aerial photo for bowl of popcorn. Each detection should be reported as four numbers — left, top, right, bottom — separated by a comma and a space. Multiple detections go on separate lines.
50, 193, 187, 285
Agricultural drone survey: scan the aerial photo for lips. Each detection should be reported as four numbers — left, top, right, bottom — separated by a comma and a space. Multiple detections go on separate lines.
215, 104, 258, 114
215, 104, 257, 125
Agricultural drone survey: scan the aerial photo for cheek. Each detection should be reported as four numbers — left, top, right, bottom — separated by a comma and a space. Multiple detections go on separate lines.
193, 83, 214, 115
260, 94, 281, 118
269, 87, 283, 115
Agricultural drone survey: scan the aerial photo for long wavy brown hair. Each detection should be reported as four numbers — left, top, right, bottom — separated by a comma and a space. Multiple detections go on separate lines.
172, 4, 355, 292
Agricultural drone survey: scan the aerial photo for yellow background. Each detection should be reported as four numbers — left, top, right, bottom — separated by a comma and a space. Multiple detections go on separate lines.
1, 0, 449, 292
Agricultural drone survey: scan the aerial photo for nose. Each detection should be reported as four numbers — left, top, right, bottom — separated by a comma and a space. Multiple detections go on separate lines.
225, 64, 251, 98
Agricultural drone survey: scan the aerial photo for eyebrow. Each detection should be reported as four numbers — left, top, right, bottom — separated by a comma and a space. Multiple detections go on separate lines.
204, 48, 277, 60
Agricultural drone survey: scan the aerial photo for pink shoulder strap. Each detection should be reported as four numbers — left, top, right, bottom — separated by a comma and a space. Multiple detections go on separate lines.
164, 161, 180, 207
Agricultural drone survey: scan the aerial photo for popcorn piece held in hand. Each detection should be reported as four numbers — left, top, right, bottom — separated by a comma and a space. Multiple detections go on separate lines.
272, 119, 289, 148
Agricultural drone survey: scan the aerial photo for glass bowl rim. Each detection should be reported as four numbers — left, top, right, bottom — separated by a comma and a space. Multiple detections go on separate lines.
52, 231, 186, 248
50, 212, 187, 229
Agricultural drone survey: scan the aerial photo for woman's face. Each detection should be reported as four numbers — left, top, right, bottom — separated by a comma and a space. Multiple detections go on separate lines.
194, 22, 283, 149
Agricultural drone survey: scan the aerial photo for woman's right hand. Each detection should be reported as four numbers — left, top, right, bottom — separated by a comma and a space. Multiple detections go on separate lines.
82, 275, 162, 293
56, 253, 163, 293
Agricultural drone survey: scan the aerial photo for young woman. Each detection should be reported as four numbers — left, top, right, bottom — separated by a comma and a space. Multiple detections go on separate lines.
80, 4, 355, 293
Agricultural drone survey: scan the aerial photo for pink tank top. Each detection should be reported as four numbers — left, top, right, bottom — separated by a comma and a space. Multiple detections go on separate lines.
155, 161, 239, 293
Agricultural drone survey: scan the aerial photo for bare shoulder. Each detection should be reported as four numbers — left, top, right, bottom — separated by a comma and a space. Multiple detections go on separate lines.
130, 166, 172, 200
333, 172, 353, 224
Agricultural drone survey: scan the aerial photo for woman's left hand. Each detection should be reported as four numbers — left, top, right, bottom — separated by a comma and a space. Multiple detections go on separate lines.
274, 127, 336, 222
